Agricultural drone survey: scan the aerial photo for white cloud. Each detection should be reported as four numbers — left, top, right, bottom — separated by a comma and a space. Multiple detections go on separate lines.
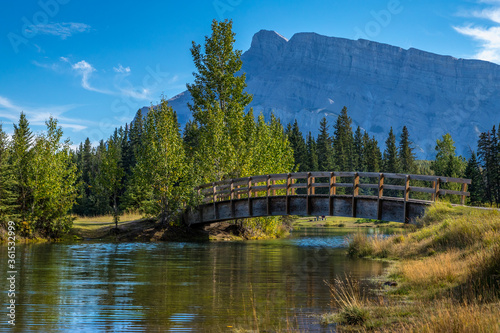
113, 64, 131, 73
0, 95, 95, 133
454, 2, 500, 64
25, 22, 91, 40
70, 60, 114, 94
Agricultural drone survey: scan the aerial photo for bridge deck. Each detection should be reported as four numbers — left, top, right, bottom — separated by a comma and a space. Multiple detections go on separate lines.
186, 172, 471, 225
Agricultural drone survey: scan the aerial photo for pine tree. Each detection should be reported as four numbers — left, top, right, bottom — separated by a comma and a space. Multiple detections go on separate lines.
0, 124, 17, 223
383, 127, 399, 173
333, 106, 354, 171
287, 120, 307, 171
399, 126, 416, 174
11, 112, 34, 223
477, 126, 500, 205
316, 117, 334, 171
465, 151, 484, 205
353, 126, 363, 171
306, 132, 319, 171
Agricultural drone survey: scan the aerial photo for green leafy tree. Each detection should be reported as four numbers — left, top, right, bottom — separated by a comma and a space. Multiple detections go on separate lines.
132, 99, 189, 225
28, 117, 79, 237
431, 133, 465, 177
187, 19, 252, 181
95, 131, 125, 228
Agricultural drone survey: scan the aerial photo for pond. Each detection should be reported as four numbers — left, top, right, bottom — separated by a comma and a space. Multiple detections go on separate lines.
1, 227, 390, 332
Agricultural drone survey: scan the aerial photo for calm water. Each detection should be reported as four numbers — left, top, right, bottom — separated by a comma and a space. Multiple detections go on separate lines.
1, 227, 389, 332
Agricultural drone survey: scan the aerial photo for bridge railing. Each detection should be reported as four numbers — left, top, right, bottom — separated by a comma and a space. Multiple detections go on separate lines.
196, 172, 471, 206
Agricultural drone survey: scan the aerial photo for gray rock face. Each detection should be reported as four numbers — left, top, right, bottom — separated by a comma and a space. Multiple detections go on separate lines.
167, 30, 500, 159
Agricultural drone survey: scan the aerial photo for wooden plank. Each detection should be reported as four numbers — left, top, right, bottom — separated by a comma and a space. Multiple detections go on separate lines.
311, 176, 315, 195
290, 183, 308, 189
407, 174, 439, 182
383, 173, 408, 180
334, 183, 354, 188
336, 171, 356, 177
358, 183, 379, 189
439, 176, 472, 184
409, 186, 436, 194
311, 183, 330, 188
357, 172, 382, 178
272, 179, 276, 196
270, 184, 287, 191
252, 185, 267, 192
309, 171, 333, 178
384, 185, 405, 191
439, 189, 470, 197
291, 172, 309, 179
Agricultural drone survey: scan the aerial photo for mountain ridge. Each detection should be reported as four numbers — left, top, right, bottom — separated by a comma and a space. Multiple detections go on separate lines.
160, 30, 500, 159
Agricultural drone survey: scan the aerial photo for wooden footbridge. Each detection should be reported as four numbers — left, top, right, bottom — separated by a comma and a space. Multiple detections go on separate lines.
185, 172, 471, 225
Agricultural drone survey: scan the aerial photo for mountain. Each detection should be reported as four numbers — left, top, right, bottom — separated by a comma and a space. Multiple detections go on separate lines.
162, 30, 500, 159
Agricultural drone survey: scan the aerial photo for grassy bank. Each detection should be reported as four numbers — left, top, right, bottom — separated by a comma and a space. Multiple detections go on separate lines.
323, 203, 500, 332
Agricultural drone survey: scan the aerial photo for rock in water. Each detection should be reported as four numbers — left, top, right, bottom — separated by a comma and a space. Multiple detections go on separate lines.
166, 30, 500, 159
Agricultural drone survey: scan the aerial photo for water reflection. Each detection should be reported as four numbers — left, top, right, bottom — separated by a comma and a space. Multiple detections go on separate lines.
1, 228, 388, 332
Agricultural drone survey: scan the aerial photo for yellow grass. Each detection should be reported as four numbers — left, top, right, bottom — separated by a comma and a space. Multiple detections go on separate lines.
72, 212, 144, 230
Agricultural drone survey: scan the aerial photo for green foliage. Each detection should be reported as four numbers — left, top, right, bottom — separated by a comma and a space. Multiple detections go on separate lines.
131, 99, 189, 225
306, 132, 319, 171
431, 133, 466, 178
0, 124, 17, 223
383, 127, 399, 173
465, 152, 484, 205
11, 112, 34, 222
95, 130, 125, 228
286, 120, 307, 172
28, 117, 78, 237
317, 117, 335, 171
333, 106, 354, 171
399, 126, 416, 173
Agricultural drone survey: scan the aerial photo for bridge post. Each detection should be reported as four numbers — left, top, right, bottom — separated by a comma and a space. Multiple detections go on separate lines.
267, 175, 271, 216
286, 174, 291, 215
307, 172, 312, 215
377, 173, 384, 220
212, 182, 218, 220
403, 175, 410, 223
432, 178, 440, 201
329, 172, 336, 216
461, 183, 468, 205
352, 172, 359, 218
230, 180, 235, 218
248, 177, 253, 217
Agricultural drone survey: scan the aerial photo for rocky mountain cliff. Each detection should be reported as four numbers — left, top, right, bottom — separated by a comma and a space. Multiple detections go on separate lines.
163, 30, 500, 159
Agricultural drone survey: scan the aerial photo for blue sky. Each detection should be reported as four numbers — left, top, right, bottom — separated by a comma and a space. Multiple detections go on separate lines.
1, 0, 500, 147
